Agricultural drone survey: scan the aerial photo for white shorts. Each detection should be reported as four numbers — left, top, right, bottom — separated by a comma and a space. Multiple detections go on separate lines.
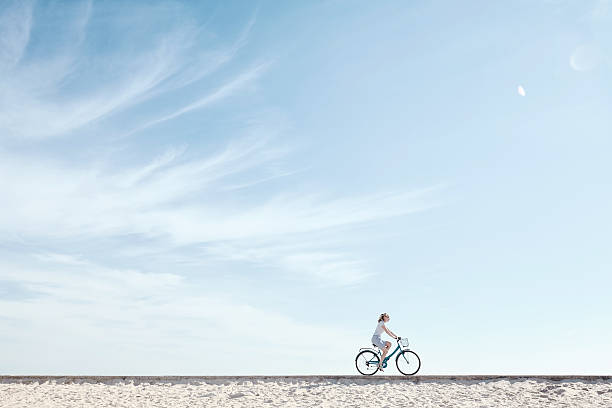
371, 335, 386, 348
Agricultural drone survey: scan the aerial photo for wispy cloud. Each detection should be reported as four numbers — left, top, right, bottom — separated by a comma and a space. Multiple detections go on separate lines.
0, 127, 441, 289
153, 12, 259, 93
0, 139, 440, 244
123, 62, 269, 138
34, 252, 89, 266
205, 240, 372, 286
0, 253, 359, 373
589, 0, 611, 20
0, 2, 260, 139
2, 255, 183, 302
0, 0, 33, 70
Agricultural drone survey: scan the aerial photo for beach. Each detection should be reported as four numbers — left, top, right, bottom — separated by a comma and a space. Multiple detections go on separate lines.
1, 376, 611, 407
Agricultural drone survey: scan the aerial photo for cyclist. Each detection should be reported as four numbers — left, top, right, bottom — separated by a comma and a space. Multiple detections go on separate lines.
372, 313, 398, 372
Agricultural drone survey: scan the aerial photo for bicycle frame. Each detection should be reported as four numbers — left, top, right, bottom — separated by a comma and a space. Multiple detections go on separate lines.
375, 339, 406, 367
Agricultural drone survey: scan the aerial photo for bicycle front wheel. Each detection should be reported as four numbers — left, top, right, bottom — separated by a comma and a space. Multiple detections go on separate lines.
396, 350, 421, 375
355, 350, 380, 375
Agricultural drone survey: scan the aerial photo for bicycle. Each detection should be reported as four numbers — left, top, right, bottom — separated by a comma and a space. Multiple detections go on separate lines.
355, 337, 421, 375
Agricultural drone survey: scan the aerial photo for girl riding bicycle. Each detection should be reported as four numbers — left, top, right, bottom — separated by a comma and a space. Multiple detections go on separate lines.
372, 313, 398, 372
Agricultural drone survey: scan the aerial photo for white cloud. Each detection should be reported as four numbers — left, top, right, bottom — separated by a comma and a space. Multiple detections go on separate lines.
0, 0, 33, 70
34, 252, 89, 266
0, 3, 258, 139
123, 62, 270, 138
0, 1, 441, 297
589, 0, 611, 20
116, 146, 188, 188
0, 255, 359, 373
0, 136, 441, 291
0, 138, 440, 245
205, 240, 372, 286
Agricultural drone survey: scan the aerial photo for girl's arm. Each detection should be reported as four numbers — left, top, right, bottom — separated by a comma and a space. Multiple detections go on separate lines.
383, 325, 398, 339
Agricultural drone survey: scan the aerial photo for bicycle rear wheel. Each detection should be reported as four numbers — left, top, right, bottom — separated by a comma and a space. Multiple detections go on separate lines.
396, 350, 421, 375
355, 350, 380, 375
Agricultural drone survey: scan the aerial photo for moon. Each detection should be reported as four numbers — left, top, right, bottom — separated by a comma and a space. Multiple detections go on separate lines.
570, 44, 602, 72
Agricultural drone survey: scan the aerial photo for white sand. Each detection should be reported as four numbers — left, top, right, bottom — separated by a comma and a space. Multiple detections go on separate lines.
1, 377, 611, 407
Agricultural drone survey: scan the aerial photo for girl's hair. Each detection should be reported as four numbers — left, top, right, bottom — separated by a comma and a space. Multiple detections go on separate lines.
378, 313, 389, 322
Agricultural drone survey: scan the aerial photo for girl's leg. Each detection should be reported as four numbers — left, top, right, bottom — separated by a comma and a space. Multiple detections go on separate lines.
379, 341, 391, 369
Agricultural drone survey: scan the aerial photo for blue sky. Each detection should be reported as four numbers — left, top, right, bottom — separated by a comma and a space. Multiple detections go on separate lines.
1, 0, 610, 375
